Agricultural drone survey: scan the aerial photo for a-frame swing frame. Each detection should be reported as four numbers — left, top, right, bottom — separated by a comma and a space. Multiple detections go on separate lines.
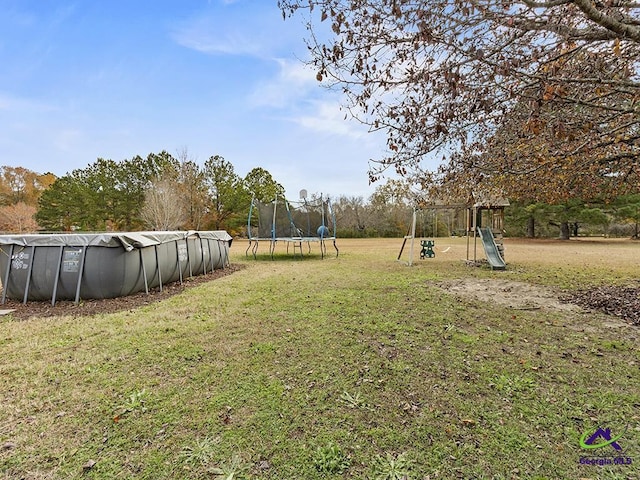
398, 204, 466, 266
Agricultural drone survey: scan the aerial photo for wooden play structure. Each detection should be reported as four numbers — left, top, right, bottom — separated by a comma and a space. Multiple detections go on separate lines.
398, 198, 509, 269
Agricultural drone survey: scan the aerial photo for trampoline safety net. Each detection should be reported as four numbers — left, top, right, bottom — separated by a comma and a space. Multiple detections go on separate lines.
246, 195, 338, 258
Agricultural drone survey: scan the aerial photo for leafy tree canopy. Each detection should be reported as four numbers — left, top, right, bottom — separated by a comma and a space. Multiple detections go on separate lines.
36, 152, 179, 231
244, 167, 285, 203
280, 0, 640, 204
202, 155, 250, 231
0, 166, 55, 207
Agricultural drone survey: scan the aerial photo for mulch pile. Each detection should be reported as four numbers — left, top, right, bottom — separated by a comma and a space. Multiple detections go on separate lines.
1, 264, 243, 321
563, 283, 640, 326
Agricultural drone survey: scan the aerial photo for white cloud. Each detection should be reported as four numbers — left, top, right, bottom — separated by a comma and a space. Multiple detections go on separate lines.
248, 59, 317, 108
172, 22, 264, 57
248, 59, 375, 141
170, 4, 294, 58
294, 100, 368, 139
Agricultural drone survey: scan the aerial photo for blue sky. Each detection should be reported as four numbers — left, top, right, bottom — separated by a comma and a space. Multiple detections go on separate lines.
0, 0, 389, 200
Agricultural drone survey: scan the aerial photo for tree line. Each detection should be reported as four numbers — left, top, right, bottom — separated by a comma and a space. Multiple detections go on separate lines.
506, 196, 640, 239
0, 152, 285, 235
0, 157, 638, 239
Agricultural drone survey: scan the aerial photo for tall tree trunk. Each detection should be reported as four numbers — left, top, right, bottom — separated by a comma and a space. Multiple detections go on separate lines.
526, 215, 535, 238
559, 221, 570, 240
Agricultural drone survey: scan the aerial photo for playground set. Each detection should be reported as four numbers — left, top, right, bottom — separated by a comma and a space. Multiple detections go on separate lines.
398, 199, 509, 269
246, 191, 338, 259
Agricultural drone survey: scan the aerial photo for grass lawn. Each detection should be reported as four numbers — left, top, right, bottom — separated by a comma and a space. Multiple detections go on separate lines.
1, 237, 639, 479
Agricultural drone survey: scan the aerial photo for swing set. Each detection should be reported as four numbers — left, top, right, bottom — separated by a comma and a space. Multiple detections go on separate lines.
398, 205, 463, 266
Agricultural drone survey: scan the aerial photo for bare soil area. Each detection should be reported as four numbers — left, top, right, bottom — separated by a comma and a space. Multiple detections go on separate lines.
437, 278, 580, 312
437, 277, 640, 326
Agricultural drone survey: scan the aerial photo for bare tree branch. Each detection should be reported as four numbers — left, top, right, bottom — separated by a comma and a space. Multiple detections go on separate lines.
281, 0, 640, 203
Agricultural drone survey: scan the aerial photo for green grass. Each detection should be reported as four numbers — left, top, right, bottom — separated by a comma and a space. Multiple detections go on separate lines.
1, 238, 639, 478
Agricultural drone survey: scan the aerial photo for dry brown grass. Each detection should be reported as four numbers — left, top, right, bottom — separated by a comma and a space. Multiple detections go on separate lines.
292, 236, 640, 286
504, 237, 640, 272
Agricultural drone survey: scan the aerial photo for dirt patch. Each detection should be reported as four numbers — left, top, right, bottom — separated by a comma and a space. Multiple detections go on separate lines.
0, 264, 243, 321
437, 278, 639, 327
437, 278, 580, 312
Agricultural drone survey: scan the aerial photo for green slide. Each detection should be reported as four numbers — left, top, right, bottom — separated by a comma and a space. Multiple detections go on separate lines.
477, 227, 506, 270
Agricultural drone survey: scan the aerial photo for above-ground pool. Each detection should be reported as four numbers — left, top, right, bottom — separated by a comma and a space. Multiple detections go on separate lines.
0, 230, 232, 305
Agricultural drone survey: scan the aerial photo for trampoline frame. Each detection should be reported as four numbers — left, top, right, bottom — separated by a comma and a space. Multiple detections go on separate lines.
245, 194, 339, 259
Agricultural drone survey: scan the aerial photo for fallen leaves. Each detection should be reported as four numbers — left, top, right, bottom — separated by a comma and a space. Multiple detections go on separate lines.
564, 284, 640, 325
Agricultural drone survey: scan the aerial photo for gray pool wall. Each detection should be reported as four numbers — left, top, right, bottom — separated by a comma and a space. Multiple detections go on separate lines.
0, 231, 232, 304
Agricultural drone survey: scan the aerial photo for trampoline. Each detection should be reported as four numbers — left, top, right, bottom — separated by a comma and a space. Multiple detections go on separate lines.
246, 194, 338, 259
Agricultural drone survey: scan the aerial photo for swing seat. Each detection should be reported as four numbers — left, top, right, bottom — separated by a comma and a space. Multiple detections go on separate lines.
420, 239, 435, 258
